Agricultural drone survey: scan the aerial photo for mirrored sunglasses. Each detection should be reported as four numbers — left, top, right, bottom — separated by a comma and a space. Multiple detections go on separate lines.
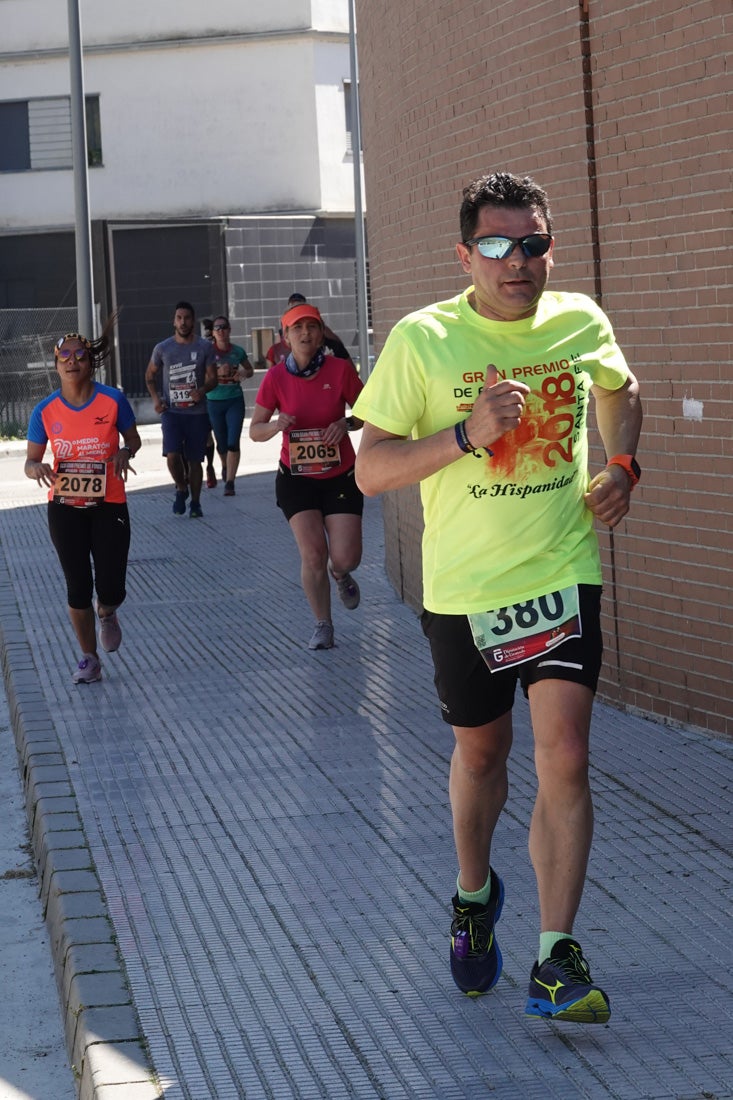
464, 233, 553, 260
56, 347, 89, 362
213, 324, 230, 330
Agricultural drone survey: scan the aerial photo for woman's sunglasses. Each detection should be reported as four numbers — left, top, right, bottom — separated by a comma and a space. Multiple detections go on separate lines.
56, 347, 89, 363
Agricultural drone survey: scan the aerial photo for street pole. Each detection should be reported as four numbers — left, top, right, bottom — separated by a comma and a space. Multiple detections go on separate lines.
67, 0, 95, 338
348, 0, 371, 377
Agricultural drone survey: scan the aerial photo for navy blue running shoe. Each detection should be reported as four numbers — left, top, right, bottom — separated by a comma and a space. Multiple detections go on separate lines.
525, 937, 610, 1023
450, 867, 505, 996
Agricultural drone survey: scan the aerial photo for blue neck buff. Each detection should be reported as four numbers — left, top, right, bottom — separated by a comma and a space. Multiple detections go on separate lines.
285, 348, 325, 379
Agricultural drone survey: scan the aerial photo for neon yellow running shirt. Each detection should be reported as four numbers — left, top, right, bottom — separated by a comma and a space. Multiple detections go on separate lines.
353, 288, 631, 614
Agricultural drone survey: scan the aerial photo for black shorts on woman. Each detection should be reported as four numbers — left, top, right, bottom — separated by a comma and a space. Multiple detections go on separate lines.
275, 462, 363, 522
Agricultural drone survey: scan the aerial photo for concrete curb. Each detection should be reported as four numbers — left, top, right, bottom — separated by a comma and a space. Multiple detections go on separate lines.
0, 565, 161, 1100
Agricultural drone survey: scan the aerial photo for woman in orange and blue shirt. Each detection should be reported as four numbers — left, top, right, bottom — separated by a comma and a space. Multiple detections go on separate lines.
25, 319, 141, 684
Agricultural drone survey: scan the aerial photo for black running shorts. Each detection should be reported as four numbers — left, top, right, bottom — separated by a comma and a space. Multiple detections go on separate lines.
421, 584, 603, 728
275, 463, 364, 522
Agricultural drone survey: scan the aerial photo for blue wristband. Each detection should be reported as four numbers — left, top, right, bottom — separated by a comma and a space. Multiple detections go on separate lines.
454, 420, 494, 457
454, 420, 475, 453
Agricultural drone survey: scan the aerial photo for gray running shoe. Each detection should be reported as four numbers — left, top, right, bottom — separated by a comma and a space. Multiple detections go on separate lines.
99, 611, 122, 653
72, 654, 102, 684
334, 572, 360, 610
308, 620, 334, 650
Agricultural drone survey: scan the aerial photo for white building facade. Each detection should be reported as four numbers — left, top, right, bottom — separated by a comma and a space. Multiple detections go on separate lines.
0, 0, 362, 394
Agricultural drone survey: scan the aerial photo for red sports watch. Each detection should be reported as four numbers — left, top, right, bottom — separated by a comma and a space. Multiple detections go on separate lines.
606, 454, 641, 489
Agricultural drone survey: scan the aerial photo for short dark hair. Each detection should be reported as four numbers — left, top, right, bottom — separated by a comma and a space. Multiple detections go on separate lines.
201, 318, 213, 328
174, 300, 195, 316
459, 172, 553, 243
287, 292, 307, 306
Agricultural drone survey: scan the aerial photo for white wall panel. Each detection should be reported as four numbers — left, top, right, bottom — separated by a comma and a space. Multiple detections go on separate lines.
1, 0, 345, 52
0, 19, 355, 227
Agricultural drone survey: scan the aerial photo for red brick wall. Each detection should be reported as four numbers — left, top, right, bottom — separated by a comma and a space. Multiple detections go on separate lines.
355, 0, 732, 735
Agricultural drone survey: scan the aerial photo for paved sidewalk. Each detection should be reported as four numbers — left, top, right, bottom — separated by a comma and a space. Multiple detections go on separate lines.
0, 690, 76, 1099
0, 427, 731, 1100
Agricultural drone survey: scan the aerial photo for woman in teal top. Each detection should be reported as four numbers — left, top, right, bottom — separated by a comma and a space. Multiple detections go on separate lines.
206, 315, 254, 495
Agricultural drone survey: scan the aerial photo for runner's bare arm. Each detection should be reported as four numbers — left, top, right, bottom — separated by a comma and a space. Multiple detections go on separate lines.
593, 373, 642, 457
144, 359, 167, 411
249, 403, 295, 442
24, 441, 55, 486
355, 377, 529, 496
356, 367, 529, 496
355, 422, 465, 495
585, 373, 642, 527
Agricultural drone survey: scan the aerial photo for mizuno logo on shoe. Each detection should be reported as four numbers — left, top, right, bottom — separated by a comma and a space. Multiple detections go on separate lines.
535, 978, 564, 1003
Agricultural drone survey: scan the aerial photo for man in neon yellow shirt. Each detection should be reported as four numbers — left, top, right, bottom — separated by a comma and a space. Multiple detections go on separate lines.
354, 171, 642, 1024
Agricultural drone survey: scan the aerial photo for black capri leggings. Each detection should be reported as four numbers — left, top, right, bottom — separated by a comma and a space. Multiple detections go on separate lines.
47, 501, 131, 610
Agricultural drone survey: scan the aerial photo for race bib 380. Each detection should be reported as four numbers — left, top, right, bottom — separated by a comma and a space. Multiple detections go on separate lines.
468, 585, 581, 672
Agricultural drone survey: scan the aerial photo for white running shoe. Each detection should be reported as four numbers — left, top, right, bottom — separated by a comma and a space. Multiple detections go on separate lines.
334, 573, 360, 610
308, 620, 335, 650
72, 654, 102, 684
99, 611, 122, 653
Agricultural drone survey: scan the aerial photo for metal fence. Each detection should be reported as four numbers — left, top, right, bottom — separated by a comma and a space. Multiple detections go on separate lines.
0, 307, 79, 436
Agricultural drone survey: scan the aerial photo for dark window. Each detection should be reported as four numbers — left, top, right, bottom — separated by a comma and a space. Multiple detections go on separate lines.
355, 258, 373, 330
0, 95, 102, 172
85, 96, 103, 167
343, 80, 362, 155
0, 102, 31, 171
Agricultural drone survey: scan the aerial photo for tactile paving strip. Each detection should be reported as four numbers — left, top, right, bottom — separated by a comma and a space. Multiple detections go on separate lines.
1, 465, 732, 1099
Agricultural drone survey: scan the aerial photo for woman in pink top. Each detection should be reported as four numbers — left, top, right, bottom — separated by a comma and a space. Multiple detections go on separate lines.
250, 303, 364, 651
